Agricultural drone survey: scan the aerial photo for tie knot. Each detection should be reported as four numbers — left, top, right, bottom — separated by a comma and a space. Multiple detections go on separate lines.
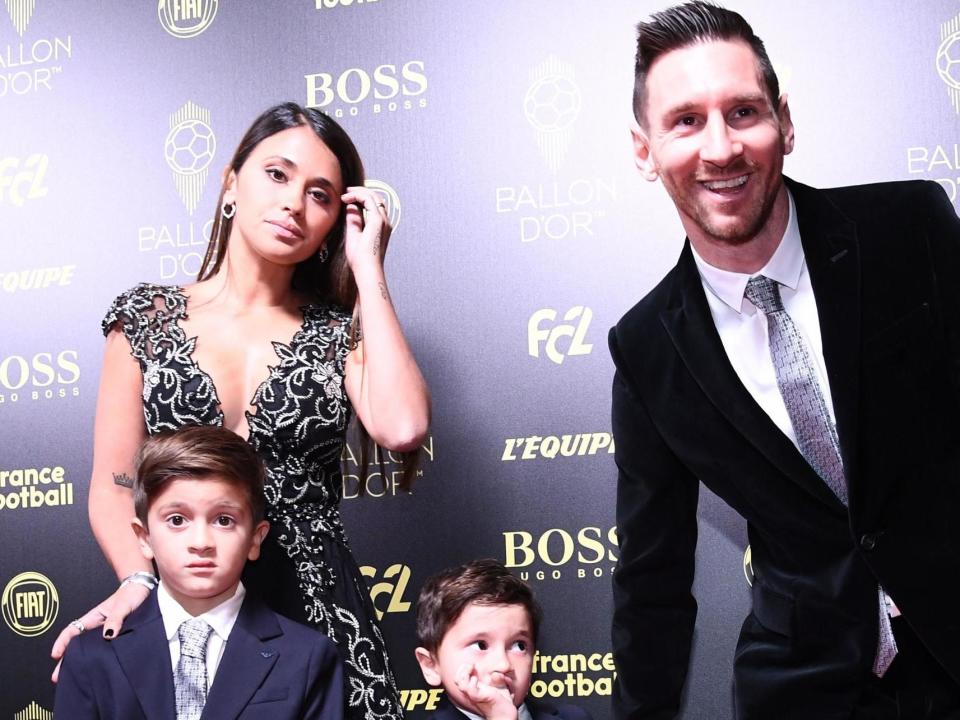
744, 275, 784, 315
178, 618, 212, 659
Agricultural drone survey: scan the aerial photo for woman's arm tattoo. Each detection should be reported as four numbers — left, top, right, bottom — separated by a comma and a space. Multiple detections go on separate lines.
112, 472, 134, 488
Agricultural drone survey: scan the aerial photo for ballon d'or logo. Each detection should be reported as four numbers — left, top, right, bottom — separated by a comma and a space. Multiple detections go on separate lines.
523, 56, 582, 174
164, 101, 216, 215
3, 0, 37, 37
13, 701, 52, 720
937, 13, 960, 113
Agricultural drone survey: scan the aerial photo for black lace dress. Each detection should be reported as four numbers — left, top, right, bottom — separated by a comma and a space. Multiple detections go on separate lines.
102, 283, 403, 720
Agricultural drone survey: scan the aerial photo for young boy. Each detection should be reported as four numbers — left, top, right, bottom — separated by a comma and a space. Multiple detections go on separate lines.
415, 559, 593, 720
54, 425, 344, 720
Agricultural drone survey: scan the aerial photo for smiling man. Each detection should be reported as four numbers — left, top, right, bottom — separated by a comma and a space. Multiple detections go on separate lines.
609, 3, 960, 719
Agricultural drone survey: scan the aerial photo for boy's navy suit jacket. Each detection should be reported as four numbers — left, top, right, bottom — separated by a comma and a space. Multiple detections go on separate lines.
54, 589, 344, 719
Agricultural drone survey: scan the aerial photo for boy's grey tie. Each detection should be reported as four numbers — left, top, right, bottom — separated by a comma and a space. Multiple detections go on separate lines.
175, 617, 213, 719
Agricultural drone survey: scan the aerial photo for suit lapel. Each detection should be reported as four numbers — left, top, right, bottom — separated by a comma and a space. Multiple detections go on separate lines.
112, 592, 177, 720
787, 178, 862, 499
202, 595, 281, 720
660, 237, 844, 511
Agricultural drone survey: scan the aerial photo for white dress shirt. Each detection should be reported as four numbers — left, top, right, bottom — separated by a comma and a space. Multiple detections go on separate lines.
690, 190, 837, 445
455, 701, 533, 720
156, 581, 246, 691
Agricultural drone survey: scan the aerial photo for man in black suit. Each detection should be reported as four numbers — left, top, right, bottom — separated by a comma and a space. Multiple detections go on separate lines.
609, 3, 960, 719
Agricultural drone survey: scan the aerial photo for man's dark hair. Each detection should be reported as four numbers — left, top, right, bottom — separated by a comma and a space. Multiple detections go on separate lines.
416, 559, 542, 653
633, 1, 780, 125
134, 425, 267, 525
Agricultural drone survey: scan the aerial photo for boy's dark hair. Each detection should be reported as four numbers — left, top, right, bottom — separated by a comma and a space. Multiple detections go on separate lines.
633, 1, 780, 125
416, 559, 542, 653
134, 425, 266, 525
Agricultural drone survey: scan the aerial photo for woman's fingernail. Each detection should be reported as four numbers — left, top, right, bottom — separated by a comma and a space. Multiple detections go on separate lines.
104, 629, 114, 639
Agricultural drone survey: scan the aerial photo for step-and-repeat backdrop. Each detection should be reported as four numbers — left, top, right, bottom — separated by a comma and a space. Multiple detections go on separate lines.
2, 1, 957, 718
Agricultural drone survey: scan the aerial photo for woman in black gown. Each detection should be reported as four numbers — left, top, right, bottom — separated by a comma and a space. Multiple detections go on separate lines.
53, 103, 430, 720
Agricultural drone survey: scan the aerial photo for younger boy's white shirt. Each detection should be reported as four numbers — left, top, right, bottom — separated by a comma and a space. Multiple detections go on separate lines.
454, 702, 533, 720
156, 581, 246, 691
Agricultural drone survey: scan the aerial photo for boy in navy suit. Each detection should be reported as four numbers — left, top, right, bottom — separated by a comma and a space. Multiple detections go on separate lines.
414, 559, 592, 720
54, 425, 344, 720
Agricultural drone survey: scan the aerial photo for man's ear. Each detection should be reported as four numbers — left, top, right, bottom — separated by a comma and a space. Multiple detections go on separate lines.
631, 125, 659, 181
132, 518, 155, 562
415, 647, 442, 687
247, 520, 270, 562
777, 94, 795, 156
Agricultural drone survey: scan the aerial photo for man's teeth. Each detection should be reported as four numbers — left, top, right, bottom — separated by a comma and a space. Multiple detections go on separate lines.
703, 176, 748, 190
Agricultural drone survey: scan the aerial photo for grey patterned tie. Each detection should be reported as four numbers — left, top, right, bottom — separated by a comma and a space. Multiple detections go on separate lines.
744, 275, 897, 676
174, 618, 213, 720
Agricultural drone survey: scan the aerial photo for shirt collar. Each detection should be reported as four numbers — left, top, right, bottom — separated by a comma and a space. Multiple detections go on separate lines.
156, 581, 246, 643
690, 188, 803, 314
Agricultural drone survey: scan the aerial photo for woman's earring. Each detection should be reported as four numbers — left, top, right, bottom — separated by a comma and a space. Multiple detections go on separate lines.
316, 245, 329, 263
221, 201, 236, 219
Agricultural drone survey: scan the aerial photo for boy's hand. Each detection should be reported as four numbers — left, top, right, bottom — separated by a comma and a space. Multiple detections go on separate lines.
454, 663, 518, 720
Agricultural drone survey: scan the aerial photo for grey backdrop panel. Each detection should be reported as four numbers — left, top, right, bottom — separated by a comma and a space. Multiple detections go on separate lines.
1, 1, 957, 718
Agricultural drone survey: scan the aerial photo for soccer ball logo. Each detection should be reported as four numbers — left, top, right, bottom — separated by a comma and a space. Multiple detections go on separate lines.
164, 119, 216, 176
937, 31, 960, 90
166, 101, 215, 215
523, 75, 582, 133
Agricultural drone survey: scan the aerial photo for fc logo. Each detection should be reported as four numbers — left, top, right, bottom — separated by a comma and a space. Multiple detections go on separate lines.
0, 154, 49, 206
360, 564, 413, 620
528, 306, 593, 364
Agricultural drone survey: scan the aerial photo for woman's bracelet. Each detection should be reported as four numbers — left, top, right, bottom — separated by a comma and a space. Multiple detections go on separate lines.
120, 571, 158, 591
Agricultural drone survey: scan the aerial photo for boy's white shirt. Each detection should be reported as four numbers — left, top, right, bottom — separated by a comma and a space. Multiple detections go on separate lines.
454, 702, 533, 720
156, 580, 246, 691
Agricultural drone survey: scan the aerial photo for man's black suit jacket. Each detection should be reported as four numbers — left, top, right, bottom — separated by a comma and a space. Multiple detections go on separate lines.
427, 696, 593, 720
609, 178, 960, 720
54, 590, 344, 719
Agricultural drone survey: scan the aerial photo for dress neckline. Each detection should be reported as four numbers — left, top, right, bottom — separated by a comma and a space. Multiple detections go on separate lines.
168, 285, 315, 443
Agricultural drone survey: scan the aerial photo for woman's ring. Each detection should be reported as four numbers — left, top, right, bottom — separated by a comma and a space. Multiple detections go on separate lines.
70, 619, 85, 633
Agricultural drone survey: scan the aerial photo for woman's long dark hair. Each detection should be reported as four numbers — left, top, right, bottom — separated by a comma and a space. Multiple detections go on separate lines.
198, 102, 419, 491
199, 102, 363, 311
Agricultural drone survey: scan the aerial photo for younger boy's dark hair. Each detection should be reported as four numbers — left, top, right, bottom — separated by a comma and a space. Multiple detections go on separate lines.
134, 425, 267, 525
416, 559, 542, 652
